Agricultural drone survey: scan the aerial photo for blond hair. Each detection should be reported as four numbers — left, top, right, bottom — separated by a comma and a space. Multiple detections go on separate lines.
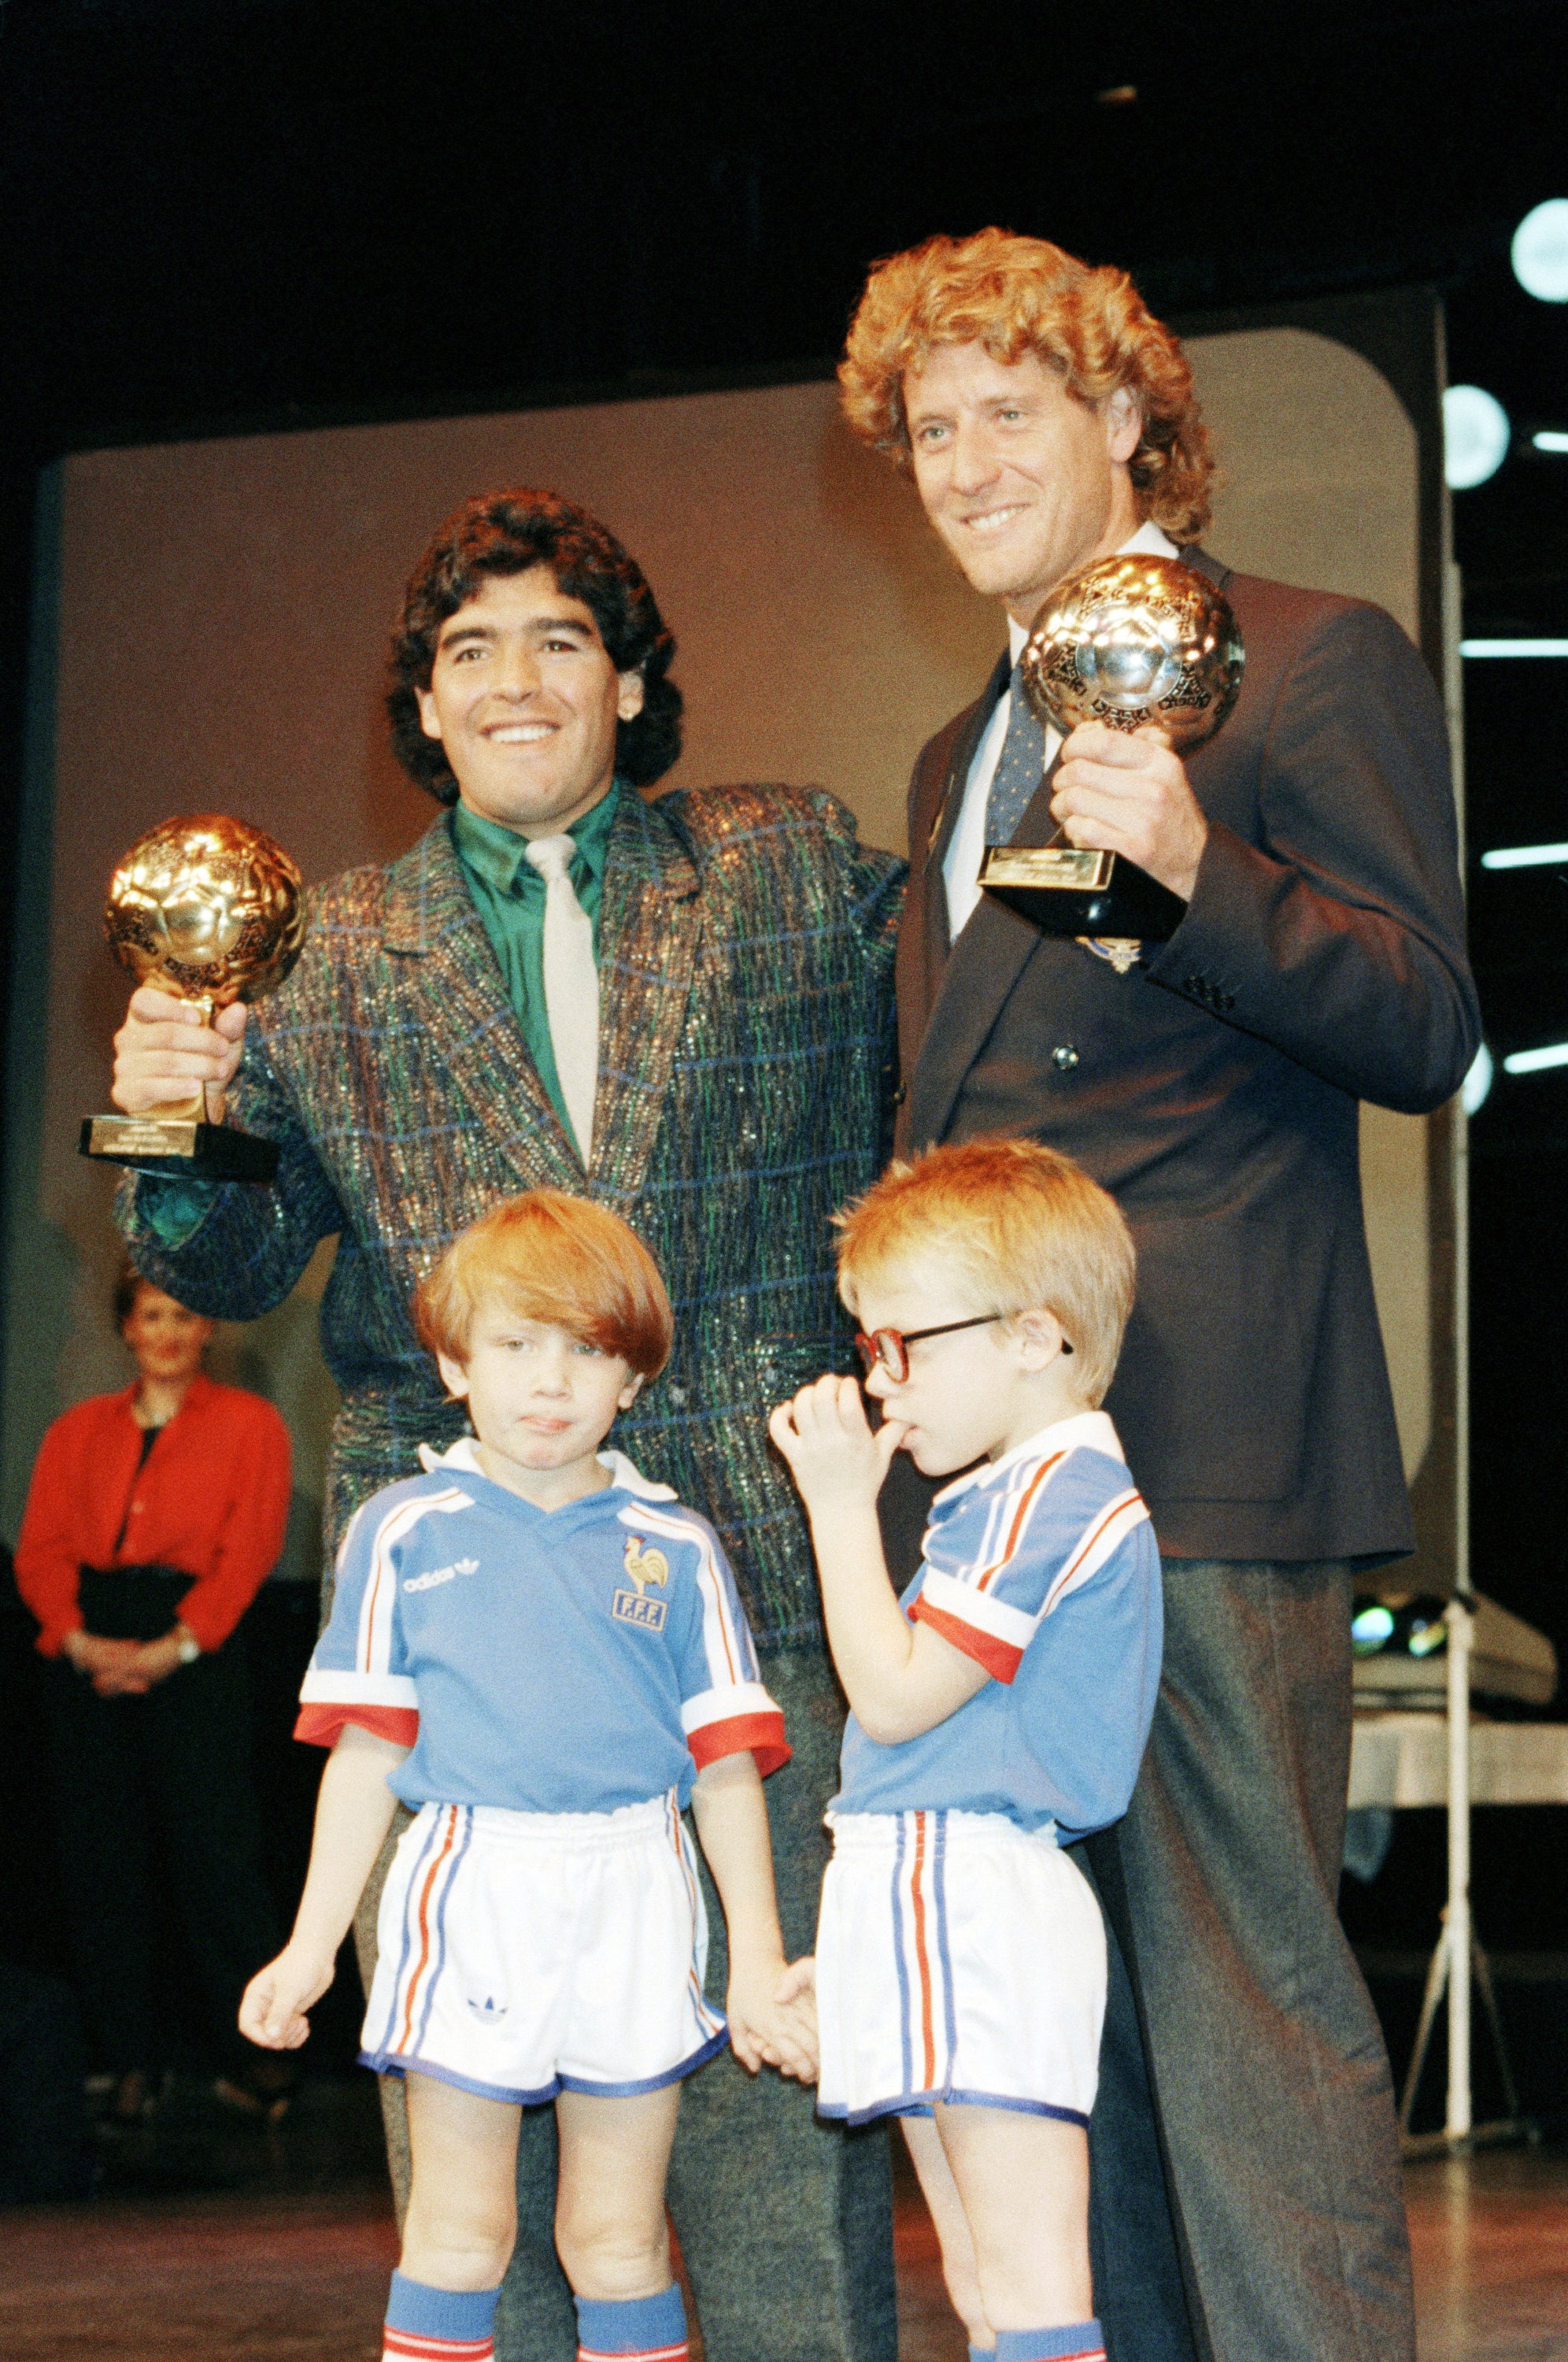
839, 227, 1214, 542
834, 1137, 1135, 1407
415, 1191, 673, 1379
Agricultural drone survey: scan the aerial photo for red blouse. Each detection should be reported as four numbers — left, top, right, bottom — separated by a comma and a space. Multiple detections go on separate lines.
13, 1372, 292, 1657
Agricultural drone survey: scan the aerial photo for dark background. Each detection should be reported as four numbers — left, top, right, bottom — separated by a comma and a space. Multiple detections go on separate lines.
2, 0, 1566, 2119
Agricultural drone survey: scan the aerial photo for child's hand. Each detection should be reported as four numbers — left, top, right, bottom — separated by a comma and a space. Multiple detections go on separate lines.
239, 1942, 335, 2050
725, 1951, 819, 2083
773, 1957, 819, 2073
767, 1375, 907, 1516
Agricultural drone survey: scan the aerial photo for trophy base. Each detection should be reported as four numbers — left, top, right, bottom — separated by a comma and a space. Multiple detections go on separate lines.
79, 1114, 280, 1184
978, 844, 1188, 942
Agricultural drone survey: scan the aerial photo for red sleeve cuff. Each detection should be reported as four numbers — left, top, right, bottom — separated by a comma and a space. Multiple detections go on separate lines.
687, 1710, 792, 1779
294, 1702, 420, 1750
911, 1596, 1022, 1684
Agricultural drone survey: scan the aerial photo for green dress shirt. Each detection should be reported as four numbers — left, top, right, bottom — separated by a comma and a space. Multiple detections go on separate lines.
449, 783, 619, 1155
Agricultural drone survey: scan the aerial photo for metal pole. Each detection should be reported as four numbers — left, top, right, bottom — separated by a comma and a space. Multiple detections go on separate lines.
1444, 1594, 1473, 2139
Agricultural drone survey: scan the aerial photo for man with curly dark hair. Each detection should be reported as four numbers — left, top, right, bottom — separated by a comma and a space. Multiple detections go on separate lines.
843, 231, 1478, 2362
109, 487, 904, 2362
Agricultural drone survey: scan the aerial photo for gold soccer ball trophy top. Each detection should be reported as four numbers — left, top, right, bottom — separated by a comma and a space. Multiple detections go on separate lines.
104, 815, 306, 1006
82, 815, 306, 1183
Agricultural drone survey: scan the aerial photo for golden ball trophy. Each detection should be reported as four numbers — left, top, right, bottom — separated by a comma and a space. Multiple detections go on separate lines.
977, 553, 1244, 948
80, 815, 305, 1183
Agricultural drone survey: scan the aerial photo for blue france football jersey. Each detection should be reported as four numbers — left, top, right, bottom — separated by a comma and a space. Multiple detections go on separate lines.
835, 1411, 1161, 1839
298, 1440, 788, 1812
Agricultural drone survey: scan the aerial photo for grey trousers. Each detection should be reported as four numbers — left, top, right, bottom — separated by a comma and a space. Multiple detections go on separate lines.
361, 1646, 897, 2362
1089, 1559, 1415, 2362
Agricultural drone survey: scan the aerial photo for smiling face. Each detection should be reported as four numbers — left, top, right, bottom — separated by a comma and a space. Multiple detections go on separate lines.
436, 1310, 644, 1509
120, 1284, 213, 1392
415, 567, 646, 836
849, 1256, 1079, 1478
904, 342, 1144, 628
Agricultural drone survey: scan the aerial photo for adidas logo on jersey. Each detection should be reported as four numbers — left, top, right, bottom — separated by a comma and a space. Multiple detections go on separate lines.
404, 1557, 480, 1594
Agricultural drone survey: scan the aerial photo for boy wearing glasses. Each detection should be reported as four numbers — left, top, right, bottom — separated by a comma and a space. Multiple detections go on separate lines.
769, 1137, 1160, 2362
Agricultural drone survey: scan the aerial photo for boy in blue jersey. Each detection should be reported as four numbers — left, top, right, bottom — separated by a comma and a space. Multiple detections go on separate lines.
241, 1190, 813, 2362
769, 1138, 1160, 2362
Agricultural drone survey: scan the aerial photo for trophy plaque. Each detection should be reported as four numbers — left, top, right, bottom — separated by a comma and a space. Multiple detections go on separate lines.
80, 815, 305, 1183
978, 552, 1244, 950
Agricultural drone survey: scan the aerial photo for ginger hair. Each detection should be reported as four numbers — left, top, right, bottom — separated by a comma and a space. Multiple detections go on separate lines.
415, 1191, 673, 1380
834, 1136, 1135, 1409
839, 227, 1215, 542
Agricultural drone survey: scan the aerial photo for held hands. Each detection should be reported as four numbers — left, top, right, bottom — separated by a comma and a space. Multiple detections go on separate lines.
1050, 721, 1208, 902
64, 1630, 150, 1697
112, 985, 248, 1122
724, 1948, 819, 2083
239, 1942, 337, 2052
767, 1375, 907, 1520
66, 1625, 194, 1696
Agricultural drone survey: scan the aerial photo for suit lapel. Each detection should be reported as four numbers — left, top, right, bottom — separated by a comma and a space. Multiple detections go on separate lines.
382, 820, 583, 1190
897, 653, 1009, 1093
905, 653, 1065, 1152
926, 650, 1010, 881
591, 790, 701, 1205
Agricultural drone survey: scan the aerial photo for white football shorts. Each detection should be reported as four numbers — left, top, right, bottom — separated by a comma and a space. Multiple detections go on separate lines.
814, 1807, 1106, 2127
360, 1791, 727, 2103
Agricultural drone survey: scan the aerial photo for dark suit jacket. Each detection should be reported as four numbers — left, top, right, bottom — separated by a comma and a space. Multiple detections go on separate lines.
897, 550, 1480, 1562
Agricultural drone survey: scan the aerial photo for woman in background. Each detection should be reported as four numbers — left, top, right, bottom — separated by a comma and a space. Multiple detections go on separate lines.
14, 1263, 291, 2119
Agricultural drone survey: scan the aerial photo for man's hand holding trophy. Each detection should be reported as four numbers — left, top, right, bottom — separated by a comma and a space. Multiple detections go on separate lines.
978, 552, 1244, 958
81, 815, 305, 1184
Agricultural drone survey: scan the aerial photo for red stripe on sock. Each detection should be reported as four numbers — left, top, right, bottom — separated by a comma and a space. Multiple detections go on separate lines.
383, 2331, 494, 2359
575, 2343, 689, 2360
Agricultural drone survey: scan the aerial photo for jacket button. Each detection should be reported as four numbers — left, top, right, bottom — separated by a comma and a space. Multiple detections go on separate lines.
1052, 1044, 1080, 1072
1216, 990, 1235, 1012
891, 1082, 908, 1105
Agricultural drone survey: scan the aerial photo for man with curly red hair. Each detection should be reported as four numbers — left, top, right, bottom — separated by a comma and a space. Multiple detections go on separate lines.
841, 229, 1478, 2362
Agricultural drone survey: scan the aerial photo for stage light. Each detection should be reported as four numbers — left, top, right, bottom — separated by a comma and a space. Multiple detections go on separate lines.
1443, 386, 1511, 488
1460, 639, 1568, 657
1481, 842, 1568, 868
1503, 1041, 1568, 1076
1511, 198, 1568, 302
1534, 431, 1568, 453
1350, 1595, 1449, 1657
1352, 1601, 1396, 1655
1461, 1043, 1493, 1115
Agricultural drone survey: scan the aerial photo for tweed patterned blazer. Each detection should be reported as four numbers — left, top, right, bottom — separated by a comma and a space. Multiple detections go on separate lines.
120, 787, 904, 1645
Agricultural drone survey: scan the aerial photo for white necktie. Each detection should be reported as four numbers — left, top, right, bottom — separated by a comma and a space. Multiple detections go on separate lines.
523, 834, 598, 1165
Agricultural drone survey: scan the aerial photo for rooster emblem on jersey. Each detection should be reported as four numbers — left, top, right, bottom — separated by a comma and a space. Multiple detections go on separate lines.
623, 1535, 670, 1596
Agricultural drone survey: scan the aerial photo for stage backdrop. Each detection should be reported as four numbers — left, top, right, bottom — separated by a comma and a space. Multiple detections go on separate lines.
3, 315, 1458, 1587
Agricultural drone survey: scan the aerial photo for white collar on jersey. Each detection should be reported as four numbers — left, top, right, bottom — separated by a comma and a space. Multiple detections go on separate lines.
931, 1409, 1127, 1509
416, 1435, 678, 1499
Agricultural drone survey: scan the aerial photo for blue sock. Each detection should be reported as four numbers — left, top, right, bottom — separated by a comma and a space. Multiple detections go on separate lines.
574, 2285, 688, 2358
995, 2326, 1106, 2362
971, 2347, 993, 2360
383, 2268, 500, 2357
